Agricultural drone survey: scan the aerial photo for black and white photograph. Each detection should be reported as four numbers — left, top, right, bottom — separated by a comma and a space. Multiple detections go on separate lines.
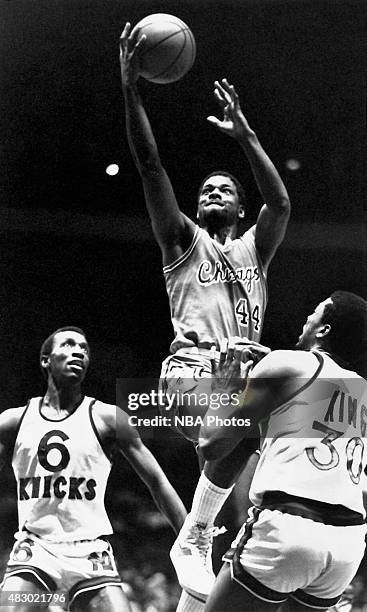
0, 0, 366, 610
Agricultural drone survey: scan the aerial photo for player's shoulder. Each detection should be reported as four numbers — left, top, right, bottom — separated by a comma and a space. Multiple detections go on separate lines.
0, 405, 28, 433
252, 349, 319, 379
92, 400, 131, 430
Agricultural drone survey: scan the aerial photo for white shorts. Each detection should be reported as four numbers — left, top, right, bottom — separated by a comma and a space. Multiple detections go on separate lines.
2, 531, 122, 608
159, 349, 214, 442
159, 348, 248, 443
223, 506, 366, 608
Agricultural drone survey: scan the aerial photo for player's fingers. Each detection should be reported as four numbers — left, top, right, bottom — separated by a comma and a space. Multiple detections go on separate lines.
134, 32, 146, 51
241, 360, 254, 378
227, 337, 235, 362
219, 338, 228, 368
241, 348, 254, 364
120, 22, 131, 44
215, 80, 231, 104
213, 87, 227, 109
207, 116, 222, 127
210, 344, 217, 374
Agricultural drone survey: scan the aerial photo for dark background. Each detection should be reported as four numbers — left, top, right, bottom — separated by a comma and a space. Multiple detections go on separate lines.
0, 0, 366, 609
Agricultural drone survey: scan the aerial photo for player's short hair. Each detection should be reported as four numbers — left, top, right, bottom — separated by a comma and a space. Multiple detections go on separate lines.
40, 326, 88, 374
197, 171, 246, 210
322, 291, 367, 367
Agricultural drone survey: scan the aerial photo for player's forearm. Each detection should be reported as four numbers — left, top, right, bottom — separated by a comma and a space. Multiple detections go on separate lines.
150, 478, 187, 534
239, 132, 290, 213
123, 84, 162, 175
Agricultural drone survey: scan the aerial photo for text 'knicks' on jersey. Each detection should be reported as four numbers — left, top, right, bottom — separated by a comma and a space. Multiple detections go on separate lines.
12, 397, 113, 542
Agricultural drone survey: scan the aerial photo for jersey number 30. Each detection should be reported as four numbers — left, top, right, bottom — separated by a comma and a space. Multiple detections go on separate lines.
306, 421, 364, 484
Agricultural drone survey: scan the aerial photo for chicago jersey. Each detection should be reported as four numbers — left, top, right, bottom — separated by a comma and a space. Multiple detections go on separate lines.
164, 225, 267, 353
12, 396, 113, 542
250, 352, 367, 515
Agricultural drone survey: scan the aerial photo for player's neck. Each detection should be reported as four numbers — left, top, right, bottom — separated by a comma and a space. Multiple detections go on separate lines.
43, 381, 84, 416
205, 223, 238, 243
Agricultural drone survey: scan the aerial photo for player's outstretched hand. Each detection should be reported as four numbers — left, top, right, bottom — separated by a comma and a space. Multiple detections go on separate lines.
210, 338, 253, 395
119, 22, 146, 88
207, 78, 254, 142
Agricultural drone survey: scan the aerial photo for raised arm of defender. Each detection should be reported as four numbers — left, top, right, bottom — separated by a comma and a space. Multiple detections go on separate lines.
208, 79, 290, 271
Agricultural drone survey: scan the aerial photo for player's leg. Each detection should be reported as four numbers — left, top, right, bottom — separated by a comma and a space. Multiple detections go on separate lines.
205, 562, 284, 612
211, 442, 260, 573
1, 574, 49, 611
177, 589, 205, 612
171, 437, 259, 597
71, 584, 132, 612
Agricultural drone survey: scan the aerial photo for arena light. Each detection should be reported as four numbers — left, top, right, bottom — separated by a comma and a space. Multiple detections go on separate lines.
106, 164, 119, 176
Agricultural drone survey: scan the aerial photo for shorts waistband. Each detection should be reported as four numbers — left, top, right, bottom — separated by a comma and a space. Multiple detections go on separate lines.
174, 345, 216, 357
260, 491, 365, 526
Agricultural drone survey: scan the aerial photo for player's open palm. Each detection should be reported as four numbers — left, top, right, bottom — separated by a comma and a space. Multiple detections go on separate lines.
207, 78, 252, 141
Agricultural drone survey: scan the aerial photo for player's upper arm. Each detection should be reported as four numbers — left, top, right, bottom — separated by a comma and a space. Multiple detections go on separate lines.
139, 165, 197, 265
254, 199, 290, 272
0, 407, 25, 468
200, 350, 317, 461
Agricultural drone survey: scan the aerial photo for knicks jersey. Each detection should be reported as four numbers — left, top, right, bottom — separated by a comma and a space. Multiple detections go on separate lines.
12, 397, 113, 542
250, 352, 367, 515
164, 225, 267, 353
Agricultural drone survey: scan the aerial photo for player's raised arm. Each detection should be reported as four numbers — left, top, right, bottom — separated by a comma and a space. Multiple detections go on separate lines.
208, 79, 291, 271
120, 23, 195, 265
103, 403, 187, 535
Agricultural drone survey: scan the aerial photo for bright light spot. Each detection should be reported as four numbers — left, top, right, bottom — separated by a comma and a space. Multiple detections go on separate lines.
106, 164, 119, 176
285, 158, 301, 171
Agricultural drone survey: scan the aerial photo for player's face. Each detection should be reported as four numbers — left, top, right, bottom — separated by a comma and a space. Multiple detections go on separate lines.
47, 331, 90, 385
197, 175, 243, 227
296, 298, 333, 350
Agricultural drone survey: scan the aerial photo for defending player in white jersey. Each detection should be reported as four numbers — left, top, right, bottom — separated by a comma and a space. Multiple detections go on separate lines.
120, 23, 290, 610
0, 327, 186, 612
200, 291, 367, 611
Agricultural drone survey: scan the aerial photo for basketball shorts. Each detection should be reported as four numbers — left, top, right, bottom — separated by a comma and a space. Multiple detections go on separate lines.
159, 348, 216, 442
2, 531, 122, 608
223, 506, 366, 609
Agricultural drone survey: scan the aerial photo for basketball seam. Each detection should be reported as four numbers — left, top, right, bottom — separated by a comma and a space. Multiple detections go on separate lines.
142, 28, 194, 81
139, 27, 190, 57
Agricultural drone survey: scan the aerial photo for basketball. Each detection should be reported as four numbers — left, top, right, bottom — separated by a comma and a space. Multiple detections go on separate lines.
133, 14, 196, 84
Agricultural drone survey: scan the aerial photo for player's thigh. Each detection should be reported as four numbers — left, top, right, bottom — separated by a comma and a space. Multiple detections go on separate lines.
72, 584, 132, 612
205, 563, 283, 612
1, 575, 49, 611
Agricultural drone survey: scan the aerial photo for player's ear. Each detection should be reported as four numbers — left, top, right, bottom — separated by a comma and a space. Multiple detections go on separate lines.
316, 323, 331, 339
238, 206, 245, 219
40, 354, 50, 371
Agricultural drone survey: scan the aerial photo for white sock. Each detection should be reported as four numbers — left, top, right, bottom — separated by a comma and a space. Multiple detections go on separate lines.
176, 590, 205, 612
190, 472, 234, 526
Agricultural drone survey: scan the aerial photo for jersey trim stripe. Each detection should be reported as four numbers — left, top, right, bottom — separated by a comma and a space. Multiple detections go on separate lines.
89, 400, 112, 463
69, 576, 122, 605
290, 590, 341, 609
270, 352, 324, 419
162, 226, 200, 273
2, 566, 57, 592
260, 491, 365, 526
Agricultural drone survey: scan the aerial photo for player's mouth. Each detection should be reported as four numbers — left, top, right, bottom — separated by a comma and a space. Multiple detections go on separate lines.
205, 200, 224, 207
67, 360, 84, 371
